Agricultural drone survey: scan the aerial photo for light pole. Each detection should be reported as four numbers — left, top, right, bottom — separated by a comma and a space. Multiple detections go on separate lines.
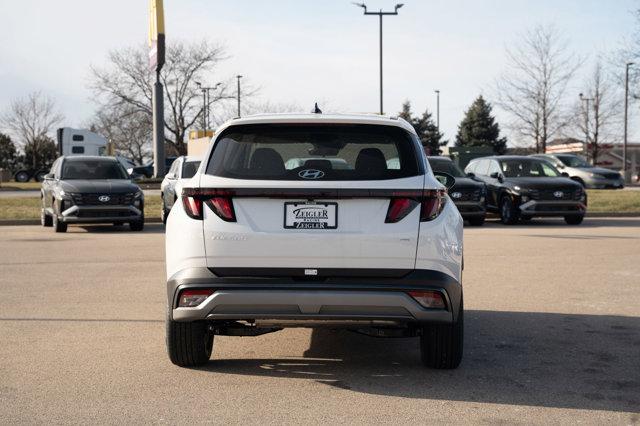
624, 62, 634, 180
579, 93, 594, 162
434, 90, 440, 135
354, 2, 404, 115
236, 75, 243, 118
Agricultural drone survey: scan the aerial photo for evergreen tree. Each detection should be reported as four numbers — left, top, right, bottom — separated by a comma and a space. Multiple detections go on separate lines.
0, 132, 18, 171
455, 96, 507, 154
398, 101, 446, 155
22, 136, 58, 170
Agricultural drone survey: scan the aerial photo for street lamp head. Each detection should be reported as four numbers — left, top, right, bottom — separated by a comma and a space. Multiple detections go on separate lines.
395, 3, 404, 10
352, 2, 366, 9
579, 92, 584, 99
434, 89, 440, 94
628, 62, 635, 67
195, 81, 202, 88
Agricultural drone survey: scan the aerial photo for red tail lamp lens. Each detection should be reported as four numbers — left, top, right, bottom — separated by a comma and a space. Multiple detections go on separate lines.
407, 290, 446, 309
181, 189, 236, 222
182, 196, 203, 219
178, 289, 215, 307
420, 190, 447, 222
385, 198, 420, 223
205, 197, 236, 222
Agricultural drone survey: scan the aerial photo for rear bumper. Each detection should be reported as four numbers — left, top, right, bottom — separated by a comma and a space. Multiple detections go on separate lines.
519, 200, 586, 217
60, 205, 142, 223
584, 177, 624, 189
167, 267, 462, 325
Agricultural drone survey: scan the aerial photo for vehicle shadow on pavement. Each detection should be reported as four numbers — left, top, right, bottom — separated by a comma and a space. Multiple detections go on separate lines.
208, 310, 640, 413
72, 223, 165, 234
482, 218, 640, 228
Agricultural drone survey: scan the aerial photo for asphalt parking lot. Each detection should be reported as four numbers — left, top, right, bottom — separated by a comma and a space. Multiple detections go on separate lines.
0, 219, 639, 424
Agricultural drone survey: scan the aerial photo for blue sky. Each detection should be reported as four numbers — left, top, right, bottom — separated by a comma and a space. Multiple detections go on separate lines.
0, 0, 637, 145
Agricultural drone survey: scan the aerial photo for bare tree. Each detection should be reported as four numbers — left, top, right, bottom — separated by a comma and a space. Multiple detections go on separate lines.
572, 60, 621, 165
89, 104, 153, 165
0, 91, 64, 169
495, 25, 581, 152
90, 40, 236, 155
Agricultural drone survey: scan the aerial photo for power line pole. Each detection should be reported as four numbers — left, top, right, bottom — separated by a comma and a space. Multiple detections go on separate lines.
354, 3, 404, 115
434, 89, 440, 134
236, 75, 243, 118
624, 62, 634, 180
579, 93, 594, 162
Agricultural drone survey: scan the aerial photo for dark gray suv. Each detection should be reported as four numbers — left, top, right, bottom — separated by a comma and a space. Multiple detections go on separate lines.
40, 156, 144, 232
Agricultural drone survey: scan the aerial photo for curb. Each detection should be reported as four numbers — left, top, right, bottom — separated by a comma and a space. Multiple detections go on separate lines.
0, 218, 163, 226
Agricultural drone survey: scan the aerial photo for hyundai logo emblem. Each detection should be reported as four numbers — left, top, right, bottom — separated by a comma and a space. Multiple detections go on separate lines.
553, 191, 564, 198
451, 192, 462, 199
298, 169, 325, 179
98, 195, 111, 202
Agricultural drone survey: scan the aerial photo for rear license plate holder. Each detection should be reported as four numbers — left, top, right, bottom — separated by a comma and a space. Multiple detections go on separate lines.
284, 202, 337, 229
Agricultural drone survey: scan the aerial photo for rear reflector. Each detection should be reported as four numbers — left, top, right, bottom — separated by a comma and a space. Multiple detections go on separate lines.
407, 290, 446, 309
178, 289, 215, 307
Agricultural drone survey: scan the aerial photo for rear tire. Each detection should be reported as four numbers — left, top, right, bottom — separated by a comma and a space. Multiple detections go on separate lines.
420, 296, 463, 369
166, 315, 214, 367
564, 215, 584, 225
467, 216, 485, 226
14, 170, 30, 183
41, 209, 52, 227
500, 196, 520, 225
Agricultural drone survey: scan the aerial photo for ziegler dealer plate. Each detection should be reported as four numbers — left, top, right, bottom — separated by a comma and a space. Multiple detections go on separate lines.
284, 202, 338, 229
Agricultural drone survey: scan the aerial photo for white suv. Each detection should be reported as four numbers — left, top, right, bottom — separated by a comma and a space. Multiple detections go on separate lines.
165, 114, 464, 369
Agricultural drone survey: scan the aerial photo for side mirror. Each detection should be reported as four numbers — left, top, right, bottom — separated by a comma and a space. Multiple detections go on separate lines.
166, 172, 177, 180
433, 172, 456, 190
44, 173, 54, 180
557, 163, 565, 169
561, 172, 570, 178
466, 172, 475, 178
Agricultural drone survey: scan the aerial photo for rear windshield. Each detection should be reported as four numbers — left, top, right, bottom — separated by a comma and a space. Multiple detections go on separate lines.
182, 161, 201, 179
206, 124, 422, 180
62, 159, 129, 180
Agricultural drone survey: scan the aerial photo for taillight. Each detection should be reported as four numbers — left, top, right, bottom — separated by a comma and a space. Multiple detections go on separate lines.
407, 290, 446, 309
420, 189, 447, 222
182, 195, 203, 219
385, 198, 420, 223
182, 188, 236, 222
205, 197, 236, 222
178, 289, 215, 307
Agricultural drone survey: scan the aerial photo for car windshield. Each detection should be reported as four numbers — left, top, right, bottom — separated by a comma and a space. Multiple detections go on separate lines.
206, 124, 421, 181
181, 161, 201, 179
428, 158, 465, 177
62, 159, 129, 180
557, 154, 590, 168
500, 159, 561, 178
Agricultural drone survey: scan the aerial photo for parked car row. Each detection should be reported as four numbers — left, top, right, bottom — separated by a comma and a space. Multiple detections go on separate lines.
427, 154, 589, 226
40, 156, 145, 233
